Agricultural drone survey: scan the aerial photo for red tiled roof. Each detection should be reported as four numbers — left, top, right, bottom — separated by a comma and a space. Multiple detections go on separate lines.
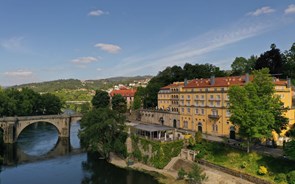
160, 75, 288, 89
160, 82, 185, 90
110, 89, 137, 97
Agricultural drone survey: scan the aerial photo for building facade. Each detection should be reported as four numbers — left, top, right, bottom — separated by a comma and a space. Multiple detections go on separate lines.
110, 88, 137, 109
157, 75, 295, 139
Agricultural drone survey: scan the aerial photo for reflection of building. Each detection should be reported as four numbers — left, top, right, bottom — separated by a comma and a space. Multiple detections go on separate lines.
110, 88, 137, 109
152, 75, 295, 140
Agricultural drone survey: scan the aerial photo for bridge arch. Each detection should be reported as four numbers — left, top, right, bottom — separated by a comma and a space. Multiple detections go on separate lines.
14, 118, 70, 142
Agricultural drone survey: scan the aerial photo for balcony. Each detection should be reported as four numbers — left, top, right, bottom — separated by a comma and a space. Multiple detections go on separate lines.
208, 114, 220, 119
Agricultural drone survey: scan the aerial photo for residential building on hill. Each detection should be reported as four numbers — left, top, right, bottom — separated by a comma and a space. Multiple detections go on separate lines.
143, 74, 295, 143
110, 88, 137, 109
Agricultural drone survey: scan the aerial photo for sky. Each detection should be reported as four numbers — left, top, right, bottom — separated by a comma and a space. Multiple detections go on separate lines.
1, 1, 295, 86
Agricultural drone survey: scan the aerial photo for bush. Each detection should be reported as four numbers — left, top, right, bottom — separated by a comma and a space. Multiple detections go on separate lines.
133, 148, 142, 161
178, 168, 186, 180
240, 161, 247, 169
258, 166, 268, 175
196, 150, 206, 160
274, 173, 287, 183
288, 170, 295, 184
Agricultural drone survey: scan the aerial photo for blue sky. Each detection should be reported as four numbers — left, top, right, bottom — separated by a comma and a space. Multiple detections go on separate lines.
1, 1, 295, 86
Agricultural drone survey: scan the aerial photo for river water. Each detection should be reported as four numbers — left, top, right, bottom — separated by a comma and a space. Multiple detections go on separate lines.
0, 122, 158, 184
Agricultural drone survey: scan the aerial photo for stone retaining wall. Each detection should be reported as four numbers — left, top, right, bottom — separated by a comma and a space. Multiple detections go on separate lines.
198, 159, 271, 184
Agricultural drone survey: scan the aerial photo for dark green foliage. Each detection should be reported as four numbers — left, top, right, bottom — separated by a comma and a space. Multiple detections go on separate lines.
283, 43, 295, 79
79, 108, 127, 158
274, 173, 287, 183
284, 141, 295, 160
187, 164, 207, 184
255, 44, 285, 76
288, 170, 295, 184
132, 95, 141, 110
0, 87, 62, 116
80, 102, 92, 114
111, 94, 127, 113
91, 90, 110, 109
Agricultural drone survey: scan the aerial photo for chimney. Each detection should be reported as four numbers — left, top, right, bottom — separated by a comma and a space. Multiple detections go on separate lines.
184, 78, 188, 86
210, 75, 215, 85
287, 77, 291, 88
245, 73, 249, 83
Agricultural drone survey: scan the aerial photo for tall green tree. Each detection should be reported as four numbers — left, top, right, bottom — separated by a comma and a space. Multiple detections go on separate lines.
79, 108, 127, 158
254, 44, 285, 76
91, 90, 110, 109
231, 56, 256, 76
283, 42, 295, 79
228, 68, 287, 153
132, 95, 141, 110
111, 94, 127, 113
41, 93, 63, 115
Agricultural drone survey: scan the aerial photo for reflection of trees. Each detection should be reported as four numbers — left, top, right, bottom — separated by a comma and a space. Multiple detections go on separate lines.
81, 152, 158, 184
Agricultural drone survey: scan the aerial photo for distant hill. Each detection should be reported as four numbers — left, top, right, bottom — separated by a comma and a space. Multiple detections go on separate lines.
11, 76, 152, 93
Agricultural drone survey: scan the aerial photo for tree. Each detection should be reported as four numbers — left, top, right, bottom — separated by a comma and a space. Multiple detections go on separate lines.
254, 44, 285, 76
283, 42, 295, 79
187, 164, 207, 184
41, 93, 63, 115
79, 108, 127, 158
231, 56, 256, 76
132, 95, 141, 110
91, 90, 110, 109
228, 68, 287, 153
111, 94, 127, 113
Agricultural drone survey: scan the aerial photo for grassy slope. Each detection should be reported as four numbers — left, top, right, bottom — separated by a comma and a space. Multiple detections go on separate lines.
193, 141, 295, 183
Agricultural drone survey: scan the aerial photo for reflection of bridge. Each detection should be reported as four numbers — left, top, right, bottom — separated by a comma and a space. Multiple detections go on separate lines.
2, 137, 82, 166
0, 114, 82, 144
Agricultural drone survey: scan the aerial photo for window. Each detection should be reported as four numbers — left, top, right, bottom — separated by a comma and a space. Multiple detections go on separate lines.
216, 101, 220, 107
181, 108, 184, 113
184, 121, 188, 128
201, 109, 205, 115
201, 101, 204, 106
195, 101, 198, 106
187, 101, 190, 106
187, 108, 190, 113
210, 95, 214, 99
226, 109, 231, 117
195, 95, 199, 99
187, 95, 190, 99
212, 109, 218, 115
217, 95, 220, 100
195, 108, 199, 114
201, 95, 204, 100
181, 95, 184, 99
210, 101, 214, 107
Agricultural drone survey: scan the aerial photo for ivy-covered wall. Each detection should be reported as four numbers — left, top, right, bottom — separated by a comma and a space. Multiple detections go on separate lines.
131, 135, 183, 169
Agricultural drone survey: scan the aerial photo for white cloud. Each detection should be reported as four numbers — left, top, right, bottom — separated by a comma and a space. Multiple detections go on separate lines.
96, 68, 102, 71
4, 70, 33, 77
247, 6, 275, 16
94, 43, 121, 54
88, 9, 108, 16
285, 4, 295, 14
71, 57, 98, 64
103, 17, 284, 77
1, 37, 24, 51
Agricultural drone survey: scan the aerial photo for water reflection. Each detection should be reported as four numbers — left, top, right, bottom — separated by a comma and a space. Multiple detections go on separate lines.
81, 153, 158, 184
1, 122, 81, 166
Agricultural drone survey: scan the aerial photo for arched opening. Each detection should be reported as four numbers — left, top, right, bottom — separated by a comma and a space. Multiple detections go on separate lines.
159, 117, 164, 125
230, 126, 236, 139
198, 122, 202, 132
17, 122, 60, 156
173, 119, 177, 128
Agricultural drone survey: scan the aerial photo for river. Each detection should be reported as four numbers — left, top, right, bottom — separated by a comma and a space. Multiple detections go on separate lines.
0, 122, 158, 184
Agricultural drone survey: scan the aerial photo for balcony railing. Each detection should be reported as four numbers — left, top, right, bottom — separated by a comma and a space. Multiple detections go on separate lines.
208, 114, 220, 119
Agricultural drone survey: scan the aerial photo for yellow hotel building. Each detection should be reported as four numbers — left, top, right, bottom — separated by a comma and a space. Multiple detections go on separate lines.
157, 75, 295, 139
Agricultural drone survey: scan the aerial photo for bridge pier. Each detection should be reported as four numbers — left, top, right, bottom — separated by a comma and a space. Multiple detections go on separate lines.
3, 124, 15, 144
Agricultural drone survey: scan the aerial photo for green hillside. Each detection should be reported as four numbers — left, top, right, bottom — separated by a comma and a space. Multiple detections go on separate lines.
10, 76, 152, 93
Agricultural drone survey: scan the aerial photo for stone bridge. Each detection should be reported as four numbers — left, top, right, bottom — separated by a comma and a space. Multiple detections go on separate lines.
0, 114, 82, 144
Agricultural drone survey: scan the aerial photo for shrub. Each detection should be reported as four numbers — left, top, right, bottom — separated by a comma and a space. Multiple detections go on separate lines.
274, 173, 287, 183
133, 148, 142, 161
178, 168, 186, 180
288, 170, 295, 184
195, 131, 202, 143
258, 166, 268, 175
195, 150, 206, 159
240, 161, 247, 169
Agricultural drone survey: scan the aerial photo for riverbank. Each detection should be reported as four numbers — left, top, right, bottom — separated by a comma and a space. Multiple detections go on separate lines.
109, 152, 254, 184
